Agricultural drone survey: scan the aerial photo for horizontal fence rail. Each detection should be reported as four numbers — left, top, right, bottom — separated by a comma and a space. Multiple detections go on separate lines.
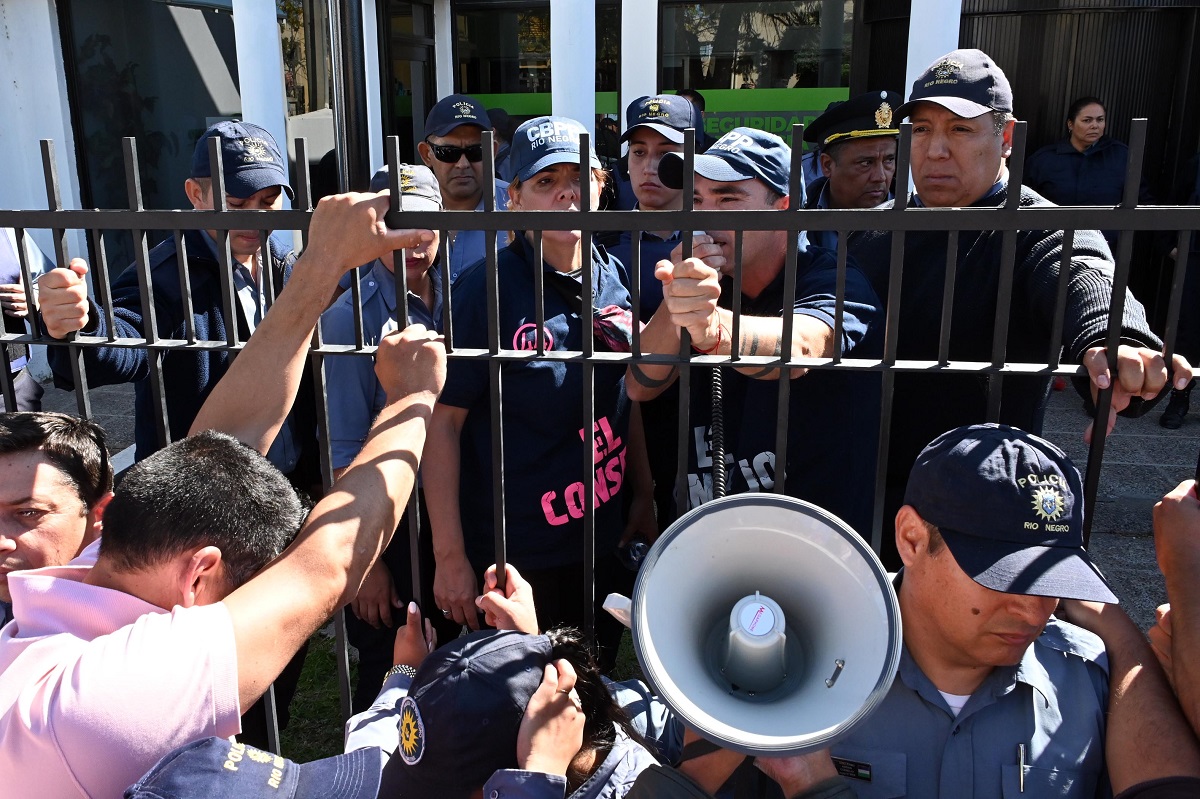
1, 121, 1198, 756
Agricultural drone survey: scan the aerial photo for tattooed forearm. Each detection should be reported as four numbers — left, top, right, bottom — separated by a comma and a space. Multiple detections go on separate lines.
743, 328, 782, 358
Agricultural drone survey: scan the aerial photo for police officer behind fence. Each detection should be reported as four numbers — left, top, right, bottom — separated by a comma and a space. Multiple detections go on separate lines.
848, 49, 1189, 567
803, 91, 900, 249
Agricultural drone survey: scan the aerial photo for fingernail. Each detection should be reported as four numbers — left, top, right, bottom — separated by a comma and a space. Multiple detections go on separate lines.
408, 601, 417, 613
1096, 375, 1110, 389
1178, 378, 1189, 390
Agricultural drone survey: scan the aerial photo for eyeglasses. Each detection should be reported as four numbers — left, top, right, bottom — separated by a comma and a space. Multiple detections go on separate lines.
425, 141, 484, 163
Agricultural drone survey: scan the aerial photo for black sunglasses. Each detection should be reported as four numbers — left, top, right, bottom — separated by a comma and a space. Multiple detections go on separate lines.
425, 141, 484, 163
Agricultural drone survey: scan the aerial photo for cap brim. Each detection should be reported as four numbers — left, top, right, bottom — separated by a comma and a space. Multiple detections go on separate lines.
896, 97, 994, 121
620, 122, 687, 145
387, 197, 442, 212
939, 528, 1118, 604
294, 747, 381, 799
659, 151, 756, 190
227, 167, 295, 201
516, 151, 602, 183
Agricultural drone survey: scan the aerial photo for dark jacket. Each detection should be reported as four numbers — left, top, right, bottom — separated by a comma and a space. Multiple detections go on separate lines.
46, 229, 296, 460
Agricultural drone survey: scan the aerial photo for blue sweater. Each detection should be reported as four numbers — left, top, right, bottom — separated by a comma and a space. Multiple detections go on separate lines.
46, 229, 296, 460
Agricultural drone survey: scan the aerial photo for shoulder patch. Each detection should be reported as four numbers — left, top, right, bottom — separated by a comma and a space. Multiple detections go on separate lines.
398, 695, 426, 765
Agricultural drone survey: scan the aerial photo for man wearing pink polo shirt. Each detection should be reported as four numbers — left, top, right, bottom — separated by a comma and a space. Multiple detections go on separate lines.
0, 191, 445, 797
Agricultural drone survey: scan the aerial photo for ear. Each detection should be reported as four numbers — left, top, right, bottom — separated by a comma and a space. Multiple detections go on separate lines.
999, 118, 1016, 160
82, 491, 114, 550
178, 545, 227, 608
895, 505, 931, 569
417, 141, 435, 170
507, 182, 521, 211
819, 152, 834, 177
774, 193, 790, 211
184, 178, 210, 211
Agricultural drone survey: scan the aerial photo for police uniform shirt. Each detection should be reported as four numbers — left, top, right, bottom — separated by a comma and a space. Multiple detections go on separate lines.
321, 258, 444, 470
607, 228, 682, 322
198, 230, 298, 472
830, 612, 1109, 798
438, 235, 633, 572
446, 179, 510, 285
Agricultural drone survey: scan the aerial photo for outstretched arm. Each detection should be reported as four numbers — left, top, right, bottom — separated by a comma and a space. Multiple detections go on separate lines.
1153, 481, 1200, 737
189, 191, 432, 453
224, 324, 445, 712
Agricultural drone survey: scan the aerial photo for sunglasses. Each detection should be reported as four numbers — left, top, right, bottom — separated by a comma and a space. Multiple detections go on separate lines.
426, 141, 484, 163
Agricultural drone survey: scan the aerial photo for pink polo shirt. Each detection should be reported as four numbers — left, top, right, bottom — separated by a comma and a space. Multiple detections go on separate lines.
0, 563, 241, 797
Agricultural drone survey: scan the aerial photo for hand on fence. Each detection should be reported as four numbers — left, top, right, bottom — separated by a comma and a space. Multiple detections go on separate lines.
305, 190, 434, 276
1153, 480, 1200, 589
0, 282, 30, 318
1082, 346, 1194, 443
477, 562, 539, 634
656, 238, 722, 350
517, 659, 584, 777
434, 551, 480, 630
37, 258, 91, 338
754, 749, 840, 797
374, 323, 446, 403
392, 601, 437, 670
350, 559, 401, 629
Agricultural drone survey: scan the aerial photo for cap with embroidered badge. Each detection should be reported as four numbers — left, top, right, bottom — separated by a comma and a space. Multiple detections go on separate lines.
377, 629, 553, 799
190, 120, 293, 200
659, 126, 791, 197
123, 737, 380, 799
425, 94, 489, 138
620, 94, 697, 145
903, 423, 1117, 604
803, 90, 902, 147
896, 48, 1014, 120
369, 163, 443, 211
509, 116, 601, 183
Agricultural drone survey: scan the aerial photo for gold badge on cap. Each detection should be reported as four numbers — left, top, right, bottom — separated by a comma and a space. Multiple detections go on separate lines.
1031, 486, 1065, 522
399, 696, 426, 765
875, 102, 893, 129
933, 58, 963, 81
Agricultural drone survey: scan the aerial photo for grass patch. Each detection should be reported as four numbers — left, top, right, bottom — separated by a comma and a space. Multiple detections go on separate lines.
280, 632, 358, 762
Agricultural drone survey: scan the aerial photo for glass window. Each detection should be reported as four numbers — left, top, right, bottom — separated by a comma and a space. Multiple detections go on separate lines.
453, 1, 619, 118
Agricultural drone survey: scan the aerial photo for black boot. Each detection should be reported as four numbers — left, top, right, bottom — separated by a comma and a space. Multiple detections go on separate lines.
1161, 383, 1193, 430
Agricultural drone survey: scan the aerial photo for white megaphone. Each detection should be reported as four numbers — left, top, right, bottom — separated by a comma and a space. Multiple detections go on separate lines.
605, 494, 901, 756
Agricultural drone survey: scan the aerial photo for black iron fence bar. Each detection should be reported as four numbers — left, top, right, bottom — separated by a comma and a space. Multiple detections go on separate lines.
88, 228, 118, 344
481, 128, 509, 595
173, 231, 198, 344
124, 138, 172, 451
937, 230, 959, 366
40, 141, 92, 421
1163, 229, 1193, 368
208, 137, 243, 356
674, 129, 698, 519
580, 133, 598, 639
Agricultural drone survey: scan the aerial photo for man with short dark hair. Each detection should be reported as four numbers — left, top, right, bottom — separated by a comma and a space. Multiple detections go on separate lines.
803, 91, 900, 249
848, 49, 1189, 563
626, 127, 881, 535
0, 411, 113, 626
38, 121, 303, 469
417, 94, 510, 283
0, 191, 443, 797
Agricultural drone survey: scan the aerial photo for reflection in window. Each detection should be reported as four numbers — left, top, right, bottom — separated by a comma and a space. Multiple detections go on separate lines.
662, 1, 854, 91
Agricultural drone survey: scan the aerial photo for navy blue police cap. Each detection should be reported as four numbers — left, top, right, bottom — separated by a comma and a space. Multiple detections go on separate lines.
377, 630, 553, 799
509, 116, 601, 183
124, 737, 380, 799
904, 424, 1117, 604
896, 48, 1014, 120
803, 90, 902, 147
620, 94, 696, 145
190, 120, 293, 200
659, 126, 791, 197
425, 94, 490, 138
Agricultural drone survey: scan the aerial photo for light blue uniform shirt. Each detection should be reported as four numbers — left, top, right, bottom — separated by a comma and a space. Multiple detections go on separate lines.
321, 258, 443, 470
829, 616, 1110, 798
447, 179, 510, 284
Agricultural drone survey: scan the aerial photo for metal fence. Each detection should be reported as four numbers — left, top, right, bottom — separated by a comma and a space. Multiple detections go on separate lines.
2, 120, 1198, 754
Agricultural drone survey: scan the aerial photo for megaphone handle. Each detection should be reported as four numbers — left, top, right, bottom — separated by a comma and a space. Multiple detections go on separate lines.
711, 366, 727, 499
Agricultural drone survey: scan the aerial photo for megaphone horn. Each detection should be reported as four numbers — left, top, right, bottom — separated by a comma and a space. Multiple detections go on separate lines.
606, 494, 901, 756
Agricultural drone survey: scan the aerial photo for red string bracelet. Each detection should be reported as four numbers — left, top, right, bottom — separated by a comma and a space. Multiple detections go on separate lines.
691, 323, 725, 355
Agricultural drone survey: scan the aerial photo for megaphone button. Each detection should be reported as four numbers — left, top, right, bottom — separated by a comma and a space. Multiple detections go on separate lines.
739, 603, 775, 636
